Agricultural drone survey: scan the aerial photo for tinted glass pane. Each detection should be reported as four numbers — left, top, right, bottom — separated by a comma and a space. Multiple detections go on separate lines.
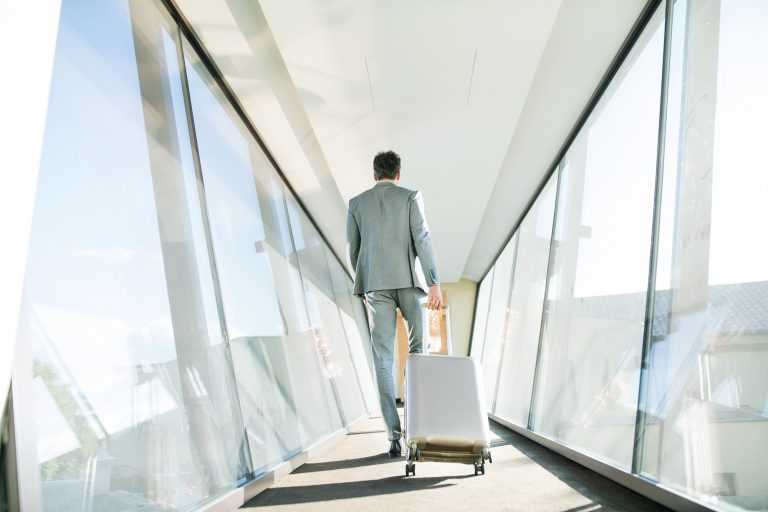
480, 239, 516, 406
494, 174, 557, 425
286, 199, 366, 425
530, 8, 664, 470
640, 1, 768, 508
184, 43, 342, 470
21, 1, 248, 509
469, 269, 494, 359
326, 248, 378, 412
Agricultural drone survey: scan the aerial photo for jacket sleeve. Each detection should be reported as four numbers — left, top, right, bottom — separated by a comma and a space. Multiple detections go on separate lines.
346, 203, 361, 270
408, 190, 440, 286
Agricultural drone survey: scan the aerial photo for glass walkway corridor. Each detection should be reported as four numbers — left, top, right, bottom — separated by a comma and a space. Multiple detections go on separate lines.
2, 1, 766, 511
240, 411, 666, 512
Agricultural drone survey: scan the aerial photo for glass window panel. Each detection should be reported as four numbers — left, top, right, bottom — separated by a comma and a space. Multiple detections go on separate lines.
284, 194, 363, 425
469, 268, 494, 359
355, 300, 376, 378
21, 1, 249, 510
640, 1, 768, 508
284, 196, 366, 424
183, 43, 342, 470
326, 247, 378, 413
480, 240, 516, 406
494, 174, 557, 425
530, 7, 665, 470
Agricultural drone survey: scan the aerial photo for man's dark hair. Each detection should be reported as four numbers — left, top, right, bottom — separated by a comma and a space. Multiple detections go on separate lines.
373, 151, 401, 180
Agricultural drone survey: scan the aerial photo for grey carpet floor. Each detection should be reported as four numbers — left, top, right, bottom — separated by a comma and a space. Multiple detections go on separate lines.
242, 410, 668, 512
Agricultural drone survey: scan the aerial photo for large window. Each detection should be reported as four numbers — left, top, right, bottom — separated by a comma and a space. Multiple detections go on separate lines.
21, 1, 249, 509
14, 0, 376, 510
493, 174, 557, 425
469, 267, 494, 359
184, 45, 346, 469
285, 194, 367, 427
479, 240, 517, 405
474, 1, 768, 510
638, 0, 768, 508
326, 246, 378, 413
530, 7, 664, 470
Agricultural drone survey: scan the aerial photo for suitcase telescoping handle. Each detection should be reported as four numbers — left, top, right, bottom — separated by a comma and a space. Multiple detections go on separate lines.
420, 304, 449, 354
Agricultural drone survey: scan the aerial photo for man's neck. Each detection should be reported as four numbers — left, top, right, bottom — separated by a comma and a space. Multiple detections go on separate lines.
376, 179, 398, 184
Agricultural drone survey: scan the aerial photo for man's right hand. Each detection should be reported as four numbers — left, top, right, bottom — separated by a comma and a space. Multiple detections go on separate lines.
426, 285, 443, 310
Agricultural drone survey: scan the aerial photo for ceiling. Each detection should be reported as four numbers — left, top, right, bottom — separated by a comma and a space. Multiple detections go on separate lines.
176, 0, 649, 283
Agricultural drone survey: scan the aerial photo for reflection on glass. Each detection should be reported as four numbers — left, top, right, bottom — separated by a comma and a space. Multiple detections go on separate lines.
530, 8, 664, 470
286, 195, 366, 424
326, 247, 378, 413
494, 175, 557, 425
184, 45, 343, 470
479, 240, 516, 405
469, 268, 494, 359
639, 1, 768, 508
284, 194, 353, 428
23, 1, 248, 510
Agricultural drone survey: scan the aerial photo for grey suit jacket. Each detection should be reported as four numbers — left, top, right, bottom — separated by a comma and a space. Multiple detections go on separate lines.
347, 181, 440, 296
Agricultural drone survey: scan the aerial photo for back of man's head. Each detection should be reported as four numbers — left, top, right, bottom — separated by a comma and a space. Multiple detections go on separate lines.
373, 151, 401, 180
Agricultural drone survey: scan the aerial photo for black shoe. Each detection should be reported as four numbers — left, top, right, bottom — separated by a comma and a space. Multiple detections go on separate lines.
388, 439, 402, 457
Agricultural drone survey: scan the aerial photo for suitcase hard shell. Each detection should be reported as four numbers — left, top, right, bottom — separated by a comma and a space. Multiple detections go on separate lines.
404, 354, 492, 476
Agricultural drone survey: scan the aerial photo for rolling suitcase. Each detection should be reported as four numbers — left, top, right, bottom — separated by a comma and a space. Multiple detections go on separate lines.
404, 354, 492, 476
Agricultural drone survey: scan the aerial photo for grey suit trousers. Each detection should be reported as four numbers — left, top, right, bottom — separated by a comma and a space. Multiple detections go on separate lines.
365, 287, 426, 441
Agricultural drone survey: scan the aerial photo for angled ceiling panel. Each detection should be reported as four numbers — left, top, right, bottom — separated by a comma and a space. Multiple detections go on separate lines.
176, 0, 649, 283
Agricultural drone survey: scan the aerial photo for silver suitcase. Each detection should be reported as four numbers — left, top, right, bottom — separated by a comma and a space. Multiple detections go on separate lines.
404, 354, 492, 476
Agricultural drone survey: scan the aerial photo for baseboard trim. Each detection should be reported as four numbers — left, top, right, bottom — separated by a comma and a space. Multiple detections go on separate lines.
199, 414, 371, 512
488, 413, 721, 512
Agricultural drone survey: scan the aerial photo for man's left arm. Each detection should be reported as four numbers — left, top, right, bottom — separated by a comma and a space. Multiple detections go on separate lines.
408, 191, 442, 309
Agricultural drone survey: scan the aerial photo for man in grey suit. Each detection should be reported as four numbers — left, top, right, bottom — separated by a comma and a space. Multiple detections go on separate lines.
346, 150, 442, 456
